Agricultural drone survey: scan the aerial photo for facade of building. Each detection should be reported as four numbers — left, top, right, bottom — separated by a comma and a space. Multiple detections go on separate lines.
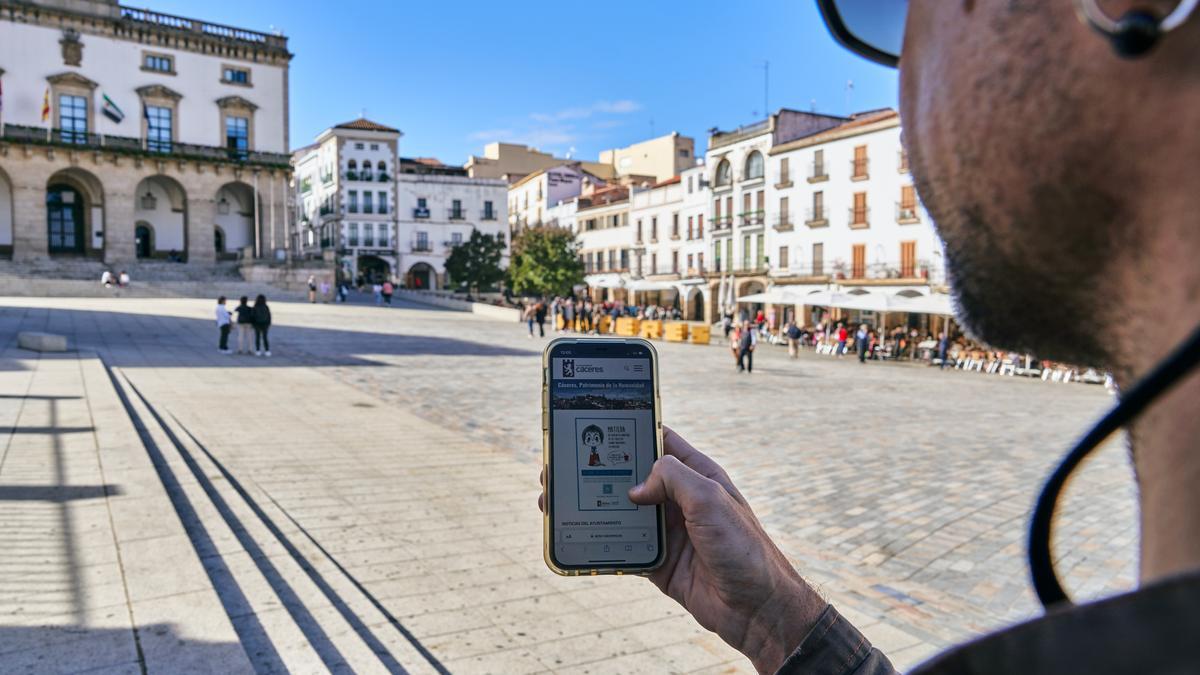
292, 118, 399, 283
598, 132, 694, 183
0, 0, 292, 264
507, 163, 605, 237
394, 157, 506, 290
465, 142, 614, 183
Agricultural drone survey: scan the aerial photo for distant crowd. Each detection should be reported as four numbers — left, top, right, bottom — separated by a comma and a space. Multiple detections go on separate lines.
520, 297, 684, 338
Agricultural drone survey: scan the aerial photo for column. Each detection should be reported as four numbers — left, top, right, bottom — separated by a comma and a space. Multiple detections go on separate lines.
12, 178, 49, 262
187, 193, 216, 264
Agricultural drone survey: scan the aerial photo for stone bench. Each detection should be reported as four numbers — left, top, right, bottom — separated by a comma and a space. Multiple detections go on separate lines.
17, 332, 68, 353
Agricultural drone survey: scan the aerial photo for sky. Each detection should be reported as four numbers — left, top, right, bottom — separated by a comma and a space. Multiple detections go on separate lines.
149, 0, 899, 164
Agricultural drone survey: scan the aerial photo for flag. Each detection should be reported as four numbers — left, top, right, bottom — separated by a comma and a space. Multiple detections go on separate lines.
41, 88, 50, 123
101, 94, 125, 124
0, 78, 4, 117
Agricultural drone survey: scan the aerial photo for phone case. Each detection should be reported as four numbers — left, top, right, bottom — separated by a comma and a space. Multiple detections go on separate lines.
541, 337, 667, 576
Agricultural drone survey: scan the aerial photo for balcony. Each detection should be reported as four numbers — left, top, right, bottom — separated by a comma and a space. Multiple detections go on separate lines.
413, 207, 431, 219
118, 7, 287, 49
851, 158, 870, 181
775, 173, 793, 189
739, 211, 765, 227
773, 214, 794, 232
345, 171, 358, 181
772, 264, 831, 280
412, 241, 433, 253
481, 210, 497, 221
378, 205, 389, 215
0, 124, 291, 167
807, 162, 828, 183
805, 207, 828, 228
838, 260, 940, 283
849, 207, 870, 229
896, 202, 921, 224
711, 216, 733, 233
378, 173, 390, 182
448, 208, 467, 221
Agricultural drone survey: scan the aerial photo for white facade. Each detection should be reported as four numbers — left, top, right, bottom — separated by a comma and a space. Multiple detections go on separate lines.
395, 170, 507, 290
508, 164, 602, 236
575, 191, 631, 282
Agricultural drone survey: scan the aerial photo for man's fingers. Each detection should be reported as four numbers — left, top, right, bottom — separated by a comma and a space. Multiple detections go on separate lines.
629, 455, 726, 516
662, 426, 745, 502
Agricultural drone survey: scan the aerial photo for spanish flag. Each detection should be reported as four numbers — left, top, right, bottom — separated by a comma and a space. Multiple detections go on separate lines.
41, 88, 50, 123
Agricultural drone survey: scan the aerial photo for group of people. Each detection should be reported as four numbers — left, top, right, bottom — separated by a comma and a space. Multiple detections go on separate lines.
99, 269, 130, 289
521, 296, 686, 338
215, 295, 273, 356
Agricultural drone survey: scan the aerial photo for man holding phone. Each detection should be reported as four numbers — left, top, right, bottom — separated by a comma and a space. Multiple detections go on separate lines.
543, 1, 1200, 672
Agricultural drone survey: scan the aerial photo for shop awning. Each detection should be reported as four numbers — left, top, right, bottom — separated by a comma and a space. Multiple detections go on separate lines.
626, 279, 680, 292
584, 273, 626, 289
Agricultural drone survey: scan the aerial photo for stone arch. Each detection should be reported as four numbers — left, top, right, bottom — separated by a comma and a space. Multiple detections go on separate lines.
685, 286, 704, 322
134, 174, 188, 260
744, 151, 764, 180
214, 182, 257, 258
736, 279, 766, 321
713, 159, 732, 187
46, 167, 104, 257
358, 255, 391, 284
407, 262, 437, 290
0, 166, 13, 258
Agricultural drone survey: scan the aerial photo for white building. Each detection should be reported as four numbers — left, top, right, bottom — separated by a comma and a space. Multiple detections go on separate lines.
292, 118, 400, 282
507, 163, 606, 237
0, 0, 292, 264
575, 184, 632, 295
394, 158, 506, 290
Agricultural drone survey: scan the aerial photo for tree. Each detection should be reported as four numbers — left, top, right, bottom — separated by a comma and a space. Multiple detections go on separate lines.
508, 226, 584, 298
444, 230, 506, 296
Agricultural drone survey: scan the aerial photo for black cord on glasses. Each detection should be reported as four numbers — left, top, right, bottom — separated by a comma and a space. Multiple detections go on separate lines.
1029, 323, 1200, 608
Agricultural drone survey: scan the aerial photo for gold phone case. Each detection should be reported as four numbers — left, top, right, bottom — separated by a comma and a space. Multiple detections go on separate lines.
541, 337, 667, 576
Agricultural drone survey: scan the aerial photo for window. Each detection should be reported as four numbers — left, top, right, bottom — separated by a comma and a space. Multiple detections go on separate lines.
145, 105, 172, 153
901, 241, 917, 277
779, 196, 790, 227
362, 163, 374, 181
349, 223, 359, 247
852, 145, 869, 179
672, 251, 679, 274
713, 199, 722, 225
144, 53, 173, 73
742, 193, 751, 222
378, 223, 389, 247
651, 217, 658, 241
620, 249, 629, 270
363, 192, 373, 214
744, 151, 764, 180
451, 232, 463, 246
779, 157, 790, 184
697, 214, 703, 237
371, 144, 380, 151
672, 213, 679, 238
812, 243, 824, 276
899, 148, 909, 173
225, 116, 249, 158
222, 67, 250, 85
348, 190, 359, 213
60, 94, 88, 144
811, 149, 827, 180
713, 241, 722, 272
715, 159, 732, 187
378, 191, 388, 215
355, 143, 364, 150
650, 253, 657, 274
756, 235, 765, 269
636, 253, 643, 276
451, 199, 464, 219
812, 191, 825, 222
726, 196, 733, 224
687, 216, 694, 240
756, 190, 764, 219
852, 244, 866, 278
779, 246, 789, 269
347, 159, 358, 179
742, 235, 751, 270
609, 250, 616, 271
416, 231, 429, 251
898, 185, 918, 222
483, 201, 495, 220
679, 148, 690, 157
417, 197, 428, 209
636, 220, 643, 242
687, 176, 693, 194
852, 192, 868, 226
363, 223, 375, 247
698, 252, 704, 272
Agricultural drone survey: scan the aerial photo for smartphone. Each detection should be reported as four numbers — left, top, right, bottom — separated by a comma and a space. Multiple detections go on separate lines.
542, 337, 666, 575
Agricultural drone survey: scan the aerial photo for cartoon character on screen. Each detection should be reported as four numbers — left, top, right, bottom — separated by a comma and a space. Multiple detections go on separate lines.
582, 425, 605, 466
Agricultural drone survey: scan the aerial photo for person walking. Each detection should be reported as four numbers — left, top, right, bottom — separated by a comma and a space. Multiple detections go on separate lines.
836, 322, 848, 357
856, 323, 870, 364
215, 296, 232, 354
382, 280, 394, 306
563, 298, 575, 333
234, 296, 254, 355
937, 331, 950, 370
319, 280, 331, 303
523, 302, 536, 338
252, 294, 272, 357
307, 275, 317, 303
786, 320, 801, 359
534, 300, 547, 338
736, 320, 757, 373
372, 282, 383, 306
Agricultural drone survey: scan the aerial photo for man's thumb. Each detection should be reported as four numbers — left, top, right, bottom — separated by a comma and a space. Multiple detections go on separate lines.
629, 455, 721, 513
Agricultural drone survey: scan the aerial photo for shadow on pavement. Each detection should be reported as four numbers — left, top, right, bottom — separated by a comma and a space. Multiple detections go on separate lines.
0, 623, 249, 673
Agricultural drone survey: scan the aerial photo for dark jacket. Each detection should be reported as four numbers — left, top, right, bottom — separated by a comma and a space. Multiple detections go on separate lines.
252, 303, 272, 327
235, 305, 254, 325
778, 571, 1200, 674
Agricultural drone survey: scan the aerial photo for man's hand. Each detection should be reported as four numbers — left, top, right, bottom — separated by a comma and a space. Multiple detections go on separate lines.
538, 427, 827, 673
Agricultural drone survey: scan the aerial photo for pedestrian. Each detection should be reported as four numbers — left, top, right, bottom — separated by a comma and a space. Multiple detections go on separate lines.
372, 282, 383, 305
382, 280, 394, 305
215, 296, 232, 354
234, 296, 254, 355
319, 280, 331, 303
252, 294, 272, 357
786, 320, 801, 359
523, 302, 536, 338
937, 331, 950, 370
836, 322, 848, 357
307, 275, 317, 303
736, 319, 757, 373
563, 298, 575, 333
337, 282, 349, 303
100, 270, 113, 288
550, 297, 561, 333
722, 313, 733, 338
856, 323, 869, 364
535, 300, 547, 338
118, 270, 130, 288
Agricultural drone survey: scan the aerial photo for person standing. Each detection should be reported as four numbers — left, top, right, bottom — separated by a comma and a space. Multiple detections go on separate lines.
372, 282, 383, 306
737, 320, 757, 373
836, 322, 848, 357
234, 296, 254, 355
563, 298, 575, 333
382, 280, 394, 306
937, 331, 950, 370
252, 294, 272, 357
319, 280, 331, 303
215, 296, 232, 355
307, 275, 317, 303
523, 302, 536, 338
856, 324, 870, 364
535, 300, 547, 338
786, 320, 801, 359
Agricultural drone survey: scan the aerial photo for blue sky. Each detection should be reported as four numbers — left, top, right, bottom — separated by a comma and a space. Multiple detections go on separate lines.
150, 0, 898, 164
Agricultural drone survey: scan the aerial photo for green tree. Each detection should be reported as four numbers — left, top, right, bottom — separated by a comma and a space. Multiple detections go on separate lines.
444, 230, 507, 295
508, 226, 584, 297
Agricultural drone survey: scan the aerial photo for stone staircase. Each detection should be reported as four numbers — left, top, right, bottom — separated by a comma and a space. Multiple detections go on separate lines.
0, 259, 305, 300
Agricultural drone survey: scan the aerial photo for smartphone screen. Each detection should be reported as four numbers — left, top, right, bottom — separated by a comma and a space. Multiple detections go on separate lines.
547, 340, 663, 571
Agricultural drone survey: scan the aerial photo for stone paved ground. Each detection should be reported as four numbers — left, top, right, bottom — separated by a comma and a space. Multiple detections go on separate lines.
0, 295, 1137, 673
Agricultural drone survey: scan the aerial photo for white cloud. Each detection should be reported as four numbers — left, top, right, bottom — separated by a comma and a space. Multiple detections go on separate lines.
530, 100, 642, 123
